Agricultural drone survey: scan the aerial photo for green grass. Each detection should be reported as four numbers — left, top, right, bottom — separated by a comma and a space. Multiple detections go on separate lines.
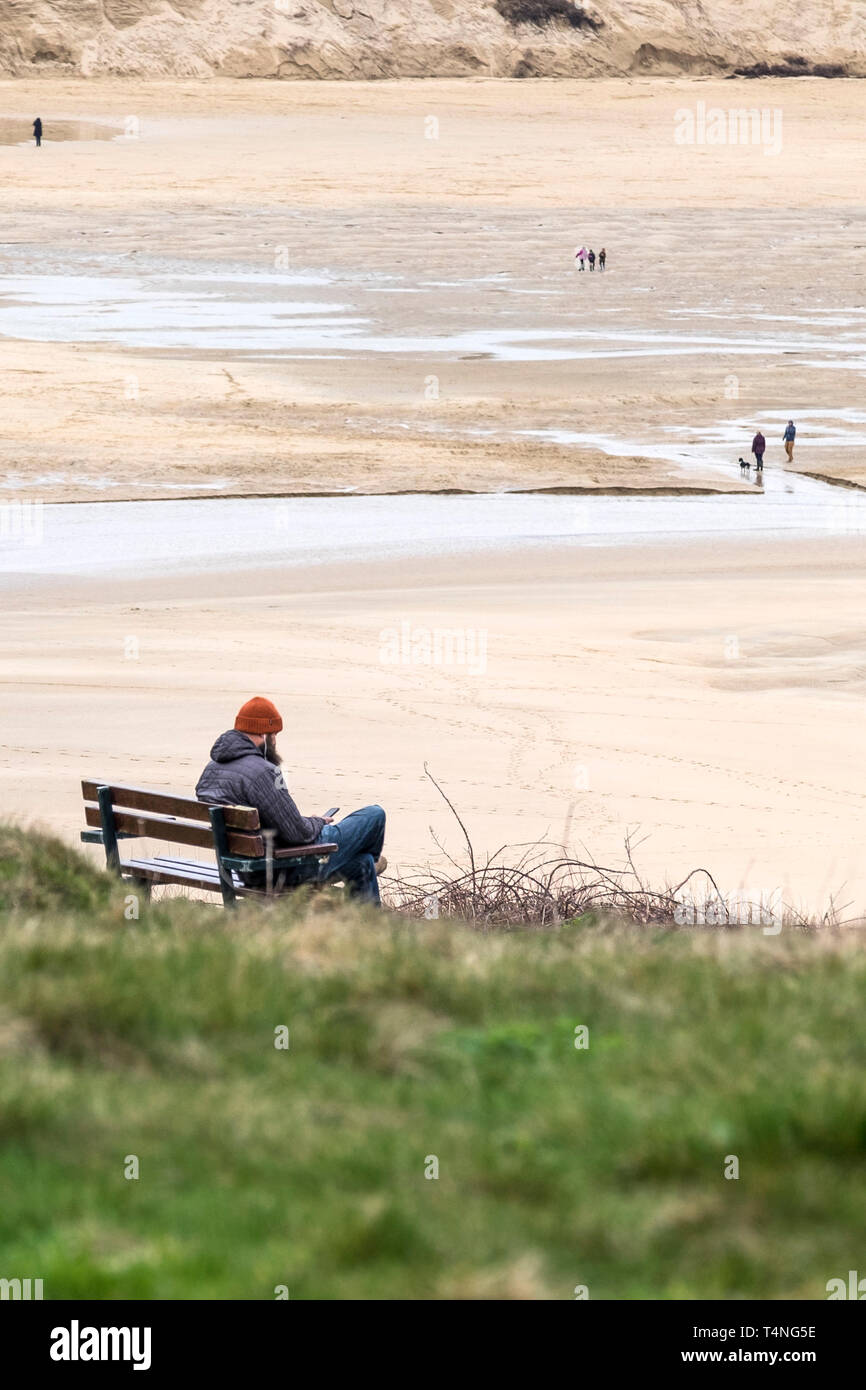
1, 823, 864, 1299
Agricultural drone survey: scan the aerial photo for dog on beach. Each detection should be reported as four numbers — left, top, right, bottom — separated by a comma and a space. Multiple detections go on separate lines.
738, 456, 750, 475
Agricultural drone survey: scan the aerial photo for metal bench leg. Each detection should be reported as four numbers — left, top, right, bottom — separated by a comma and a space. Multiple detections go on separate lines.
97, 784, 121, 875
208, 806, 237, 909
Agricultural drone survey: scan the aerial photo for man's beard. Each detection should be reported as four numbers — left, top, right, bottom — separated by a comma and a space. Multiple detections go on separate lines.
264, 734, 282, 767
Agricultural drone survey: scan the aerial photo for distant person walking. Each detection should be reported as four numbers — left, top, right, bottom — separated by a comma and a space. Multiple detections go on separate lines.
751, 430, 766, 471
599, 247, 606, 271
782, 419, 796, 461
588, 249, 596, 271
575, 246, 587, 272
33, 117, 42, 148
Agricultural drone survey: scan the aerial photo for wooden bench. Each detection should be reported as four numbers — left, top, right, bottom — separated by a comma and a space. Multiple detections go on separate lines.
80, 780, 338, 907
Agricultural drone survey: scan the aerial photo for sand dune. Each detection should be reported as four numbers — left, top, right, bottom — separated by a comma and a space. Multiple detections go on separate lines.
1, 1, 864, 79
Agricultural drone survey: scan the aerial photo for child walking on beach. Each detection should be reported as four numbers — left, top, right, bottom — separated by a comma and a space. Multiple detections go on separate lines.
575, 246, 587, 271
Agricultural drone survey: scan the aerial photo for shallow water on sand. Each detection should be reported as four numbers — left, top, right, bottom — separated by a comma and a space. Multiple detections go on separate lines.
2, 272, 866, 365
1, 259, 864, 576
0, 118, 121, 146
4, 480, 866, 578
516, 412, 866, 487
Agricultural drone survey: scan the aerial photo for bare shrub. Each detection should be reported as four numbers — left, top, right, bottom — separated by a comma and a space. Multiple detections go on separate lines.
380, 769, 853, 931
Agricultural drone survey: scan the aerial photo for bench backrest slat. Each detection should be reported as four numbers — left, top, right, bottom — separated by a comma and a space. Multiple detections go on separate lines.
81, 780, 260, 831
83, 804, 264, 858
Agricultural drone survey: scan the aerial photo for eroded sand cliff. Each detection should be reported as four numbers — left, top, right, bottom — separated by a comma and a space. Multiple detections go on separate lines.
0, 0, 863, 80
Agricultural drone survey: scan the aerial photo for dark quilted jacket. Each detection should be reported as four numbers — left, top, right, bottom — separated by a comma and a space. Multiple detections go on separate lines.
195, 730, 325, 848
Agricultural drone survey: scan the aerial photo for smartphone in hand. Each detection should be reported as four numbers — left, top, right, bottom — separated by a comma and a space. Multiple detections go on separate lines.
324, 807, 339, 820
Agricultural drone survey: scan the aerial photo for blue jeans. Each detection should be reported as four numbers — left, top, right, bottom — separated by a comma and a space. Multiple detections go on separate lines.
316, 805, 386, 905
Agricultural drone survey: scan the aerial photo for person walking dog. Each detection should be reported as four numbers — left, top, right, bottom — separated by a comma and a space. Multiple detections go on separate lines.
752, 429, 766, 472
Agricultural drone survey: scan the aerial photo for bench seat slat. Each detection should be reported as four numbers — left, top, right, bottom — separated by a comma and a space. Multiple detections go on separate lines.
125, 857, 271, 897
81, 780, 260, 831
123, 857, 234, 893
150, 856, 221, 878
83, 804, 264, 857
123, 858, 295, 899
80, 828, 138, 844
82, 831, 337, 870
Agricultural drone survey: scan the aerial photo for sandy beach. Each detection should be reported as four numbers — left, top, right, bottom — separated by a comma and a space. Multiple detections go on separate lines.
4, 516, 866, 915
2, 77, 866, 912
1, 78, 865, 500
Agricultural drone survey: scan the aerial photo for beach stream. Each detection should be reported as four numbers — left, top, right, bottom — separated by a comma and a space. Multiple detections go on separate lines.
2, 269, 866, 575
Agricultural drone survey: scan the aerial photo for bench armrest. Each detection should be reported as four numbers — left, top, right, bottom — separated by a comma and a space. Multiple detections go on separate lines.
220, 844, 338, 876
273, 843, 338, 860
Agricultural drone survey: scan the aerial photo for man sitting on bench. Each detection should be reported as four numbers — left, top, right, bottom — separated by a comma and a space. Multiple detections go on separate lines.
195, 697, 386, 904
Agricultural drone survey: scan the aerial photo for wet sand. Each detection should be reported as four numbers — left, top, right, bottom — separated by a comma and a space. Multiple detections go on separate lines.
0, 78, 865, 501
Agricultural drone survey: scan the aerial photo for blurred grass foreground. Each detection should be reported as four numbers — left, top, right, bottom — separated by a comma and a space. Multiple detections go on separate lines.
0, 823, 864, 1300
